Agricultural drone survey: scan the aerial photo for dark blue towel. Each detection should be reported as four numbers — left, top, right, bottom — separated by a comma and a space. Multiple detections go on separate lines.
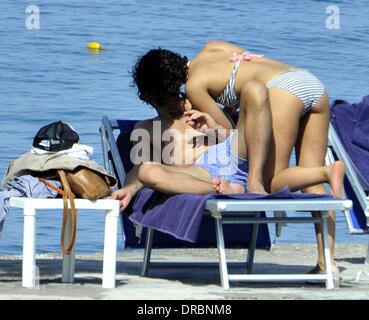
127, 187, 329, 243
352, 95, 369, 152
331, 97, 369, 191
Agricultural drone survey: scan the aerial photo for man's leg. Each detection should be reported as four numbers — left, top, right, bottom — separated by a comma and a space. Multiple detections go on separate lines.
237, 80, 272, 194
138, 162, 215, 194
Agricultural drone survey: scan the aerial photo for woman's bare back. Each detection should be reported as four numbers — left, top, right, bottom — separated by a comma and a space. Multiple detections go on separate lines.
188, 40, 293, 97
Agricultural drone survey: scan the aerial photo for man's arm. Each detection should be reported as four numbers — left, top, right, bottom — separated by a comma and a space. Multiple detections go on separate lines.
184, 109, 229, 143
111, 165, 142, 211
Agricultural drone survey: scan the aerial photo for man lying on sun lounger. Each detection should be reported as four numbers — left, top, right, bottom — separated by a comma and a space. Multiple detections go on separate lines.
112, 52, 345, 212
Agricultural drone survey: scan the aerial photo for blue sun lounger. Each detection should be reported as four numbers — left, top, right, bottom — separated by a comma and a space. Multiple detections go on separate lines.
100, 116, 352, 289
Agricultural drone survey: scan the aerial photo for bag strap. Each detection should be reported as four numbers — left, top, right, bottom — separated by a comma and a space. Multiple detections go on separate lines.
57, 170, 77, 255
38, 178, 65, 195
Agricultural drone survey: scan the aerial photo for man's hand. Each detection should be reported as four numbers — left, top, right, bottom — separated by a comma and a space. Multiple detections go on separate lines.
184, 110, 220, 132
111, 187, 133, 211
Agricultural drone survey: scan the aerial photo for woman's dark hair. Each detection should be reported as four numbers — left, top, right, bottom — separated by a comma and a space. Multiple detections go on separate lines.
132, 49, 188, 116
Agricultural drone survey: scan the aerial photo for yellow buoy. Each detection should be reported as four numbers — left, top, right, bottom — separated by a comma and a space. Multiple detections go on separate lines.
87, 42, 103, 50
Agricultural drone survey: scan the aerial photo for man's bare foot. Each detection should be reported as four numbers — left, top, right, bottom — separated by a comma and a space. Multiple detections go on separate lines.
212, 177, 245, 194
327, 161, 346, 199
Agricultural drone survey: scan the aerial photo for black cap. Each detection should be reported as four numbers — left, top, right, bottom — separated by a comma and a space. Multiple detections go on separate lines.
33, 121, 80, 152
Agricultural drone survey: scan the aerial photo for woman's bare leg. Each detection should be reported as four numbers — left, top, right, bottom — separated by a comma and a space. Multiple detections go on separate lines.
237, 80, 272, 194
271, 161, 346, 198
263, 88, 304, 191
295, 92, 338, 273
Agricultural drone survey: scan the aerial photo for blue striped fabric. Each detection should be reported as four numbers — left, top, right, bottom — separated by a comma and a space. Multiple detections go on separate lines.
266, 69, 325, 116
216, 61, 241, 110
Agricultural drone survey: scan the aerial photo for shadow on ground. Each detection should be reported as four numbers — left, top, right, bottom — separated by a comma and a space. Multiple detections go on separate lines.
0, 257, 326, 289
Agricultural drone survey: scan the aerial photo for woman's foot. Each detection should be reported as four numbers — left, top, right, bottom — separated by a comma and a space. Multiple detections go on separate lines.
308, 263, 340, 276
212, 177, 245, 194
247, 180, 268, 194
326, 161, 346, 199
307, 264, 341, 286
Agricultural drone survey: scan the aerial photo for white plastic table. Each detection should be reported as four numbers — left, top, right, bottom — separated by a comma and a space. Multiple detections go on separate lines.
9, 197, 120, 289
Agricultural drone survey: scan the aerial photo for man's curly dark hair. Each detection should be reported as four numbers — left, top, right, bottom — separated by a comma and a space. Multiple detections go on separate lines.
132, 49, 188, 116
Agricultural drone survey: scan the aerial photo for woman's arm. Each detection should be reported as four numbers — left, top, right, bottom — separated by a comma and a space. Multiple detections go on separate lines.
186, 79, 233, 130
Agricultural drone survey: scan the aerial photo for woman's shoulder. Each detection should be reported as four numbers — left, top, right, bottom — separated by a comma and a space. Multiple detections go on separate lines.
186, 69, 211, 93
202, 40, 245, 54
187, 58, 231, 91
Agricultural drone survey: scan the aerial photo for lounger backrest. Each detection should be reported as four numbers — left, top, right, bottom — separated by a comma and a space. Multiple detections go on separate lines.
329, 98, 369, 234
331, 98, 369, 190
105, 117, 270, 249
116, 120, 139, 183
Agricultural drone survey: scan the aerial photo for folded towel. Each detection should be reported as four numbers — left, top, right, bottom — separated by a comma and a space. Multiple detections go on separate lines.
31, 143, 94, 160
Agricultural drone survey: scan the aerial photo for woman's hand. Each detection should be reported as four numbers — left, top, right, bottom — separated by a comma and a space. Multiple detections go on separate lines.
184, 110, 220, 132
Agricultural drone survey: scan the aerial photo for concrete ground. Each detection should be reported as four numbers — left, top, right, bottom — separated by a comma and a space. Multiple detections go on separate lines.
1, 243, 369, 300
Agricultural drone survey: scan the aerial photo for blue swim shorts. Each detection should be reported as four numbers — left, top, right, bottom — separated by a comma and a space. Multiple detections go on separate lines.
193, 132, 248, 188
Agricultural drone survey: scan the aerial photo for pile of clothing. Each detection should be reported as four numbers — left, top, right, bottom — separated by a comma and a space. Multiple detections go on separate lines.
0, 121, 112, 234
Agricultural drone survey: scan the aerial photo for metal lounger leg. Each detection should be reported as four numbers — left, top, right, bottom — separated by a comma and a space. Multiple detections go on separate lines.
321, 211, 334, 289
102, 206, 119, 289
215, 217, 230, 289
366, 243, 369, 265
141, 227, 154, 277
246, 212, 260, 274
274, 211, 287, 237
22, 205, 36, 288
62, 210, 76, 283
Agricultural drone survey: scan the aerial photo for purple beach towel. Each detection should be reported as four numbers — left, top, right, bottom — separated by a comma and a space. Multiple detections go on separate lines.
126, 187, 330, 243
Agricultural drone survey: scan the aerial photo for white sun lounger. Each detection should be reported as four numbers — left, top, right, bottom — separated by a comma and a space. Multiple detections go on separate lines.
100, 116, 352, 289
